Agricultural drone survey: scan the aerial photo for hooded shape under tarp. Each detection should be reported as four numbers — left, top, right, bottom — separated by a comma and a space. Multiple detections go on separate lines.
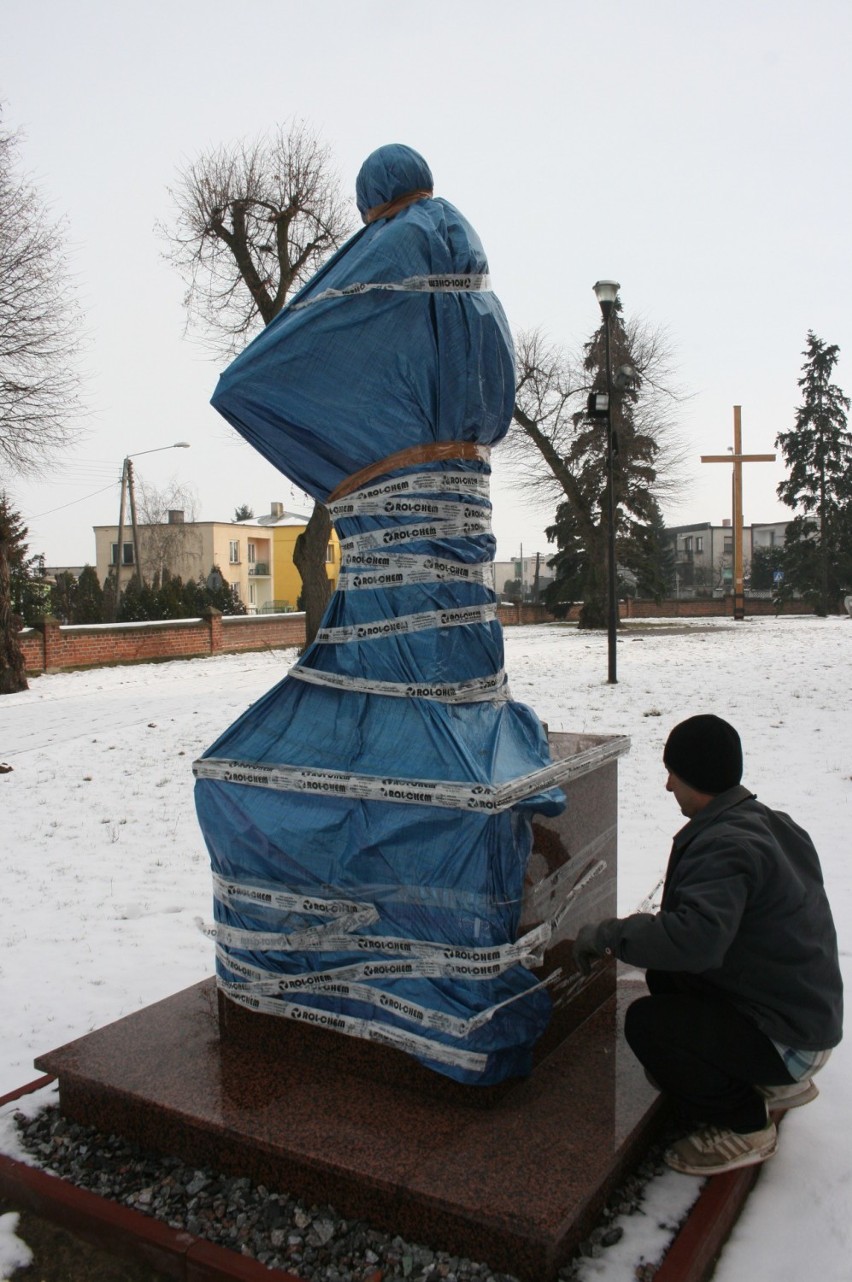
194, 145, 567, 1084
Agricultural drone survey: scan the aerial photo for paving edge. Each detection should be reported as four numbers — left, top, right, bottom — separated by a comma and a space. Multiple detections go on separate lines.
652, 1113, 782, 1282
1, 1076, 771, 1282
0, 1075, 304, 1282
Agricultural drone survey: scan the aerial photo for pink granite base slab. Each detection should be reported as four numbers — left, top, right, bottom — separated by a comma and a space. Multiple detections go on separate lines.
35, 974, 664, 1282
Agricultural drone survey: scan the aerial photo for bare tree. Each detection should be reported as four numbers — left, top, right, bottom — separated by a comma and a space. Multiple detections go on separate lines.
503, 318, 689, 627
0, 114, 84, 480
0, 111, 84, 692
134, 478, 202, 586
160, 121, 354, 644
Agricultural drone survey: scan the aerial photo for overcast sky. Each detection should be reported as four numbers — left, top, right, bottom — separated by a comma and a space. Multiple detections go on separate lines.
4, 0, 851, 567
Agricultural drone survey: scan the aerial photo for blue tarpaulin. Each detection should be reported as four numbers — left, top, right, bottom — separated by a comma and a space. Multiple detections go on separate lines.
194, 145, 565, 1083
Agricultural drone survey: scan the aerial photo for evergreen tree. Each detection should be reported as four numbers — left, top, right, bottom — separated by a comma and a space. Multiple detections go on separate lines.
155, 567, 187, 619
74, 566, 105, 624
203, 565, 246, 615
0, 494, 49, 626
776, 332, 852, 615
117, 575, 158, 622
49, 570, 77, 622
233, 504, 254, 521
750, 545, 786, 593
0, 493, 34, 692
535, 308, 666, 626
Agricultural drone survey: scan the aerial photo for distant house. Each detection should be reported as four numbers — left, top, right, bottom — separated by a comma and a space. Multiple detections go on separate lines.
493, 553, 554, 603
667, 519, 790, 598
244, 502, 340, 611
93, 511, 275, 613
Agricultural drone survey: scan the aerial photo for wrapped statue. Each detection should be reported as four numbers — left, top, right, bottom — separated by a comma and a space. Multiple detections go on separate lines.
194, 144, 569, 1084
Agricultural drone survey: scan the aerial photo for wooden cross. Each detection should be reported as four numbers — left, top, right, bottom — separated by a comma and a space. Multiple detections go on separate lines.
700, 406, 775, 620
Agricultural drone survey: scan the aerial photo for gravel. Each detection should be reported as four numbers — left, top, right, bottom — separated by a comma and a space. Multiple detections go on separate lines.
12, 1106, 676, 1281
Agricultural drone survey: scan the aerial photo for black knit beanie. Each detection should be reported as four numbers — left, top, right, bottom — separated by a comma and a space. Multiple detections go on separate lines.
663, 714, 743, 795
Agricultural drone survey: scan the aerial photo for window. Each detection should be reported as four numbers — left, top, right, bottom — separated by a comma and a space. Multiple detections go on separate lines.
229, 540, 240, 564
247, 542, 256, 564
325, 543, 335, 564
683, 537, 693, 552
110, 542, 134, 566
724, 538, 733, 554
695, 537, 703, 554
249, 582, 256, 605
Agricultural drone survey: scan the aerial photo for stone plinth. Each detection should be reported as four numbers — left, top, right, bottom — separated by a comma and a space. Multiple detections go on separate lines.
37, 974, 662, 1282
35, 730, 657, 1280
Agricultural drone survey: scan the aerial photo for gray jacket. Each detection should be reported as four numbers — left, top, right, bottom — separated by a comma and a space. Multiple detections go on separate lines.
596, 785, 843, 1049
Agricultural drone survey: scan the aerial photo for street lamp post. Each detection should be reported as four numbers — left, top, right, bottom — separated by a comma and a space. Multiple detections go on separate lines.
111, 442, 190, 616
593, 280, 620, 684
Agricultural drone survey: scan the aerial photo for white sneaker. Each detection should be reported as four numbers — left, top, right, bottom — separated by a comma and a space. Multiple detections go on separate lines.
665, 1120, 778, 1175
758, 1079, 819, 1110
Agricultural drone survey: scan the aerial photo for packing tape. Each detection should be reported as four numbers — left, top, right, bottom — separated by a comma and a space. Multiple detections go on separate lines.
314, 602, 497, 646
328, 471, 489, 517
291, 273, 491, 312
287, 665, 509, 703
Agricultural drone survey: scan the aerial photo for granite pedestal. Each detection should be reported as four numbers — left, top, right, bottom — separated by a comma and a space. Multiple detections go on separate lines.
35, 731, 663, 1280
37, 973, 661, 1282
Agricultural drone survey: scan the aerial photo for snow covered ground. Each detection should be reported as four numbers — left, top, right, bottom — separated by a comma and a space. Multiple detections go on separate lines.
0, 617, 849, 1280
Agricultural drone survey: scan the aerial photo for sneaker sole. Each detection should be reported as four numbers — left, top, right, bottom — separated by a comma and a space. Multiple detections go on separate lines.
760, 1081, 819, 1110
664, 1140, 777, 1177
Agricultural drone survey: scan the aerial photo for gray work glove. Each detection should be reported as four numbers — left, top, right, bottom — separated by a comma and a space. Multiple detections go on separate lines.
573, 922, 607, 976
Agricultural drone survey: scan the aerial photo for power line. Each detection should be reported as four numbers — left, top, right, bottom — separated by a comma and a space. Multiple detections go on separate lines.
28, 481, 120, 519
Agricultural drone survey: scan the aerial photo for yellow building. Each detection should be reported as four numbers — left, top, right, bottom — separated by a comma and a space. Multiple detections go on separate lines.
244, 502, 340, 611
93, 512, 274, 613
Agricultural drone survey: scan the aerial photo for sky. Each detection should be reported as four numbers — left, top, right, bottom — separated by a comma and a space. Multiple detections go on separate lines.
0, 617, 849, 1279
3, 0, 852, 568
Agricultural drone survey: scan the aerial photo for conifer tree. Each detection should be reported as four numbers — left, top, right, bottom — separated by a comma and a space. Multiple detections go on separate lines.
776, 332, 852, 615
74, 566, 105, 624
0, 493, 34, 692
513, 310, 682, 627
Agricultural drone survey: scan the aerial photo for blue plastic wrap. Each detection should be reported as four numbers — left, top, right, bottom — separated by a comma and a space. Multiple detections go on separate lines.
194, 145, 565, 1083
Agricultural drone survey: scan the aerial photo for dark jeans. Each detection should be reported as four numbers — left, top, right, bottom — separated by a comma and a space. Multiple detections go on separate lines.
624, 970, 796, 1133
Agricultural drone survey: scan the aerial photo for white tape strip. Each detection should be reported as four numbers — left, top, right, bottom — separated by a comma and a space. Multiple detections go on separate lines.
339, 514, 492, 557
218, 982, 489, 1070
194, 740, 630, 813
193, 756, 496, 809
219, 968, 558, 1040
200, 915, 550, 967
211, 874, 378, 924
338, 559, 495, 591
217, 946, 493, 986
291, 274, 491, 311
550, 860, 608, 930
329, 496, 491, 523
328, 471, 490, 517
340, 550, 487, 572
314, 602, 497, 645
287, 664, 509, 703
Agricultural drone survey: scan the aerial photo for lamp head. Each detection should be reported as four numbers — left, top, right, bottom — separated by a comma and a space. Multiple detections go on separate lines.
593, 279, 620, 318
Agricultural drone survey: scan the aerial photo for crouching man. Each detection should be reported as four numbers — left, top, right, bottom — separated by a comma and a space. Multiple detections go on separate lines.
573, 714, 843, 1176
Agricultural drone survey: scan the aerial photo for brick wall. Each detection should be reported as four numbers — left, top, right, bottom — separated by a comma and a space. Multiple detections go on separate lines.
18, 596, 818, 676
497, 598, 813, 625
20, 610, 307, 675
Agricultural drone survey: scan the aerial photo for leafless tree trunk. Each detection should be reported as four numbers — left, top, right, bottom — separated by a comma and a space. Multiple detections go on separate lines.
160, 121, 353, 643
293, 504, 332, 646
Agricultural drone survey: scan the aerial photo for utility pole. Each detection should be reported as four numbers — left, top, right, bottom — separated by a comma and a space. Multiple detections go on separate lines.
111, 459, 129, 620
126, 459, 142, 589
